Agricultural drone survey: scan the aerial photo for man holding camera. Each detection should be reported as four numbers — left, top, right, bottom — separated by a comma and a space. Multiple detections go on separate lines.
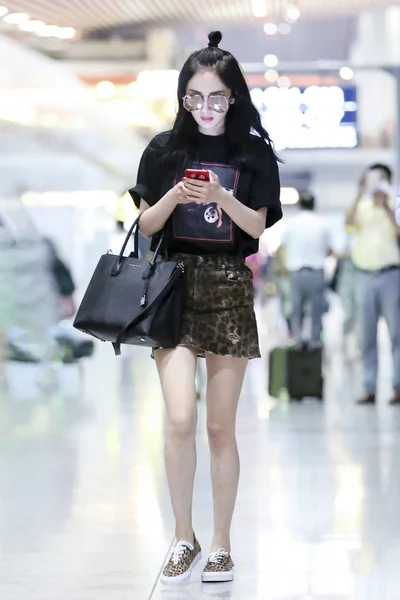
346, 164, 400, 405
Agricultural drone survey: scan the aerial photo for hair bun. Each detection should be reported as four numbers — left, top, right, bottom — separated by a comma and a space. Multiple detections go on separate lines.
208, 31, 222, 48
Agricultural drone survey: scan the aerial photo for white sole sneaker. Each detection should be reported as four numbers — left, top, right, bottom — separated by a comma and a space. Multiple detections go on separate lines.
201, 568, 235, 583
160, 551, 202, 585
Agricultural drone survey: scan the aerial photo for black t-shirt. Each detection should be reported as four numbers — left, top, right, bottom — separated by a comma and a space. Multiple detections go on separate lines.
129, 131, 282, 258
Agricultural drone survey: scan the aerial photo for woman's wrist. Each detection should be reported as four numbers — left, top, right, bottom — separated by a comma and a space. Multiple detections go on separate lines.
164, 187, 179, 208
218, 187, 231, 207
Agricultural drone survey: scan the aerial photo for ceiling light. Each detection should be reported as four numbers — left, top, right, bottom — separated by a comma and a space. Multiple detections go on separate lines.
3, 12, 30, 24
95, 81, 116, 100
34, 24, 76, 39
252, 0, 267, 18
0, 5, 8, 17
340, 66, 354, 81
264, 69, 279, 83
37, 24, 61, 37
19, 20, 46, 33
264, 22, 278, 36
57, 27, 76, 39
264, 54, 279, 68
286, 4, 301, 22
278, 76, 292, 88
278, 23, 292, 35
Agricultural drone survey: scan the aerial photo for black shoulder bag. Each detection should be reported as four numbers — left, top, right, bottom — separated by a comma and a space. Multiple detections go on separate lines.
73, 214, 186, 356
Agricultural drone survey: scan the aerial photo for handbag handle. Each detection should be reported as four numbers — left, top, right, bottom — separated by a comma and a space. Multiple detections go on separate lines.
111, 213, 166, 276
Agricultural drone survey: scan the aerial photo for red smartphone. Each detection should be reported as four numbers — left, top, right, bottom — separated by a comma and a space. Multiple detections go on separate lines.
185, 168, 210, 181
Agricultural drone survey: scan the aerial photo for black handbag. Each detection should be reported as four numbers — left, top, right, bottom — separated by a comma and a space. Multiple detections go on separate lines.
73, 214, 186, 356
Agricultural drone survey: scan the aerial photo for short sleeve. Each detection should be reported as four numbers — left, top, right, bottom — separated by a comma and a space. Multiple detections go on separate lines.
249, 141, 282, 229
128, 133, 169, 209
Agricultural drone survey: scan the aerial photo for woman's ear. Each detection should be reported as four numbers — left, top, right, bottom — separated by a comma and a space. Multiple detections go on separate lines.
229, 98, 235, 105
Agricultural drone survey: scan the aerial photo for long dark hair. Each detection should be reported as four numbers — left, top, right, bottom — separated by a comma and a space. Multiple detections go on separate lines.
164, 31, 278, 169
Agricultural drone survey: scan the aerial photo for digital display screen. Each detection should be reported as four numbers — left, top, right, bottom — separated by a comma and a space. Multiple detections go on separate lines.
250, 85, 357, 150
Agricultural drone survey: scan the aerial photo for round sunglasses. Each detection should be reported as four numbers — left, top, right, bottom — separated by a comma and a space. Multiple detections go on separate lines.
183, 93, 235, 113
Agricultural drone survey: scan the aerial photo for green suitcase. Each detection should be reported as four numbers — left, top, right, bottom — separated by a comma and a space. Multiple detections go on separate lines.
268, 345, 323, 401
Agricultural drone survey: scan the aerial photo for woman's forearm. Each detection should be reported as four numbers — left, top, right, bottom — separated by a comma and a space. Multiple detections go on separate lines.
219, 189, 266, 239
139, 189, 177, 238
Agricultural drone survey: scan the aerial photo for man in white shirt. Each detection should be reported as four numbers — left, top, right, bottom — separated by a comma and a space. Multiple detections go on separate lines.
346, 163, 400, 405
280, 192, 331, 345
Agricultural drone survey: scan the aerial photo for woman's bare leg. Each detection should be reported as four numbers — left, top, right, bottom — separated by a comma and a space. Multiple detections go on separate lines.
155, 346, 198, 542
205, 353, 248, 552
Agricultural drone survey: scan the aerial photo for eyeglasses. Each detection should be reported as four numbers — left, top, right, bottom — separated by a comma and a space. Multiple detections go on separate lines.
182, 93, 234, 113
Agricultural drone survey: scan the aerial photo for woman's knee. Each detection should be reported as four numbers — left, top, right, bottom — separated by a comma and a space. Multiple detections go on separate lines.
207, 420, 235, 452
168, 412, 197, 442
156, 346, 198, 443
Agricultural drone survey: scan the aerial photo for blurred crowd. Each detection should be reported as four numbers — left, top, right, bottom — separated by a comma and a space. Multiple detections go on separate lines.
2, 164, 400, 405
248, 163, 400, 405
0, 203, 93, 395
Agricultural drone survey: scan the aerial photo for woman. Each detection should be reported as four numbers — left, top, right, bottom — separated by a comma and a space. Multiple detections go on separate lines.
129, 31, 282, 584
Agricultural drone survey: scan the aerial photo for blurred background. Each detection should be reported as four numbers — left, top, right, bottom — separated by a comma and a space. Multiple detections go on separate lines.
2, 1, 400, 599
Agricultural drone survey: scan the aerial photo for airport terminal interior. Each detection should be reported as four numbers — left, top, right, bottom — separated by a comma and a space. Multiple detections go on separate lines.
2, 1, 400, 599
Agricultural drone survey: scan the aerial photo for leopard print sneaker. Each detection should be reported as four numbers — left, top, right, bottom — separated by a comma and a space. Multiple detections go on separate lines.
160, 535, 202, 585
201, 548, 234, 583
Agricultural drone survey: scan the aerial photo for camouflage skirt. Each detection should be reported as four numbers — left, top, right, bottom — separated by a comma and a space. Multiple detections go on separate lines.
153, 253, 260, 359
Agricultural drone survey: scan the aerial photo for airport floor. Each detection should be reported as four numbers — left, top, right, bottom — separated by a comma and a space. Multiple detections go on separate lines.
1, 223, 400, 600
1, 297, 400, 600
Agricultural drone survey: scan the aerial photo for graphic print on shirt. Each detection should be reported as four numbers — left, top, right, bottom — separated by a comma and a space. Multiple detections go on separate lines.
172, 163, 240, 245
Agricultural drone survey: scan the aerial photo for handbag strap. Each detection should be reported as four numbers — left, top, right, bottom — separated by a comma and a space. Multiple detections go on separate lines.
111, 261, 184, 355
112, 213, 166, 276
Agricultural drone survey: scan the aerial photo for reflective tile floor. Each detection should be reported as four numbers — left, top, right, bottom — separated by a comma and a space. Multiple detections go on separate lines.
1, 299, 400, 600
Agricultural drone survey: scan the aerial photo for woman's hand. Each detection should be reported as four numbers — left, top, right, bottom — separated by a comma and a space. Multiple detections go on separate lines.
167, 180, 190, 205
182, 171, 225, 205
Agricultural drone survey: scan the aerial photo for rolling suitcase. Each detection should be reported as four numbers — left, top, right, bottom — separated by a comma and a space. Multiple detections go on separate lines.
268, 344, 323, 401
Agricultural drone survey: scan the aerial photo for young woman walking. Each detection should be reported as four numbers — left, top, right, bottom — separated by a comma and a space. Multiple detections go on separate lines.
129, 30, 282, 584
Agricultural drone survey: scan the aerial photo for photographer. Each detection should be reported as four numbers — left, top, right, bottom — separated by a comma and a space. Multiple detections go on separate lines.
346, 164, 400, 405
